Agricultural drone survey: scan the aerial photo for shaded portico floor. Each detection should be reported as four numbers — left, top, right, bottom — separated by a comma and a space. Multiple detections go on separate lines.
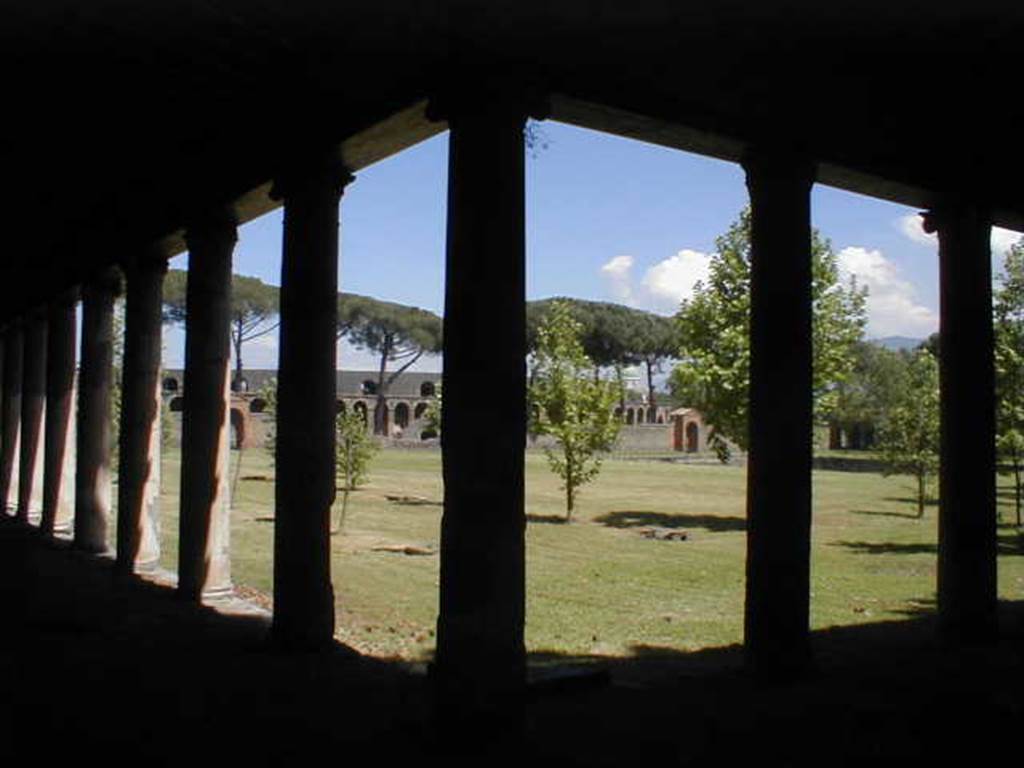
1, 516, 1020, 766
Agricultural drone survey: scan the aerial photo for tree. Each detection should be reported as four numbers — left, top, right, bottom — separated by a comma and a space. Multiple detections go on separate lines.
876, 349, 940, 517
333, 408, 378, 533
529, 300, 623, 520
831, 341, 911, 449
670, 207, 868, 461
337, 294, 442, 436
162, 269, 280, 390
995, 241, 1024, 526
421, 383, 442, 440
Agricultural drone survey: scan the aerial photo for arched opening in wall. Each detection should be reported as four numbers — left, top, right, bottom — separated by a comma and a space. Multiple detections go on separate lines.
685, 421, 699, 453
394, 402, 410, 430
414, 402, 429, 420
362, 380, 377, 395
249, 398, 267, 414
614, 406, 623, 421
374, 403, 389, 436
353, 401, 368, 427
626, 409, 635, 425
336, 400, 346, 414
420, 381, 436, 397
647, 406, 656, 423
657, 414, 665, 424
168, 396, 184, 412
162, 376, 179, 393
636, 409, 645, 424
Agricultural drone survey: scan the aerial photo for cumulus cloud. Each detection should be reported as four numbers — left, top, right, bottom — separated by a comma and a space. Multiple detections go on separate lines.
838, 246, 937, 337
600, 255, 636, 303
600, 250, 711, 313
898, 213, 1022, 256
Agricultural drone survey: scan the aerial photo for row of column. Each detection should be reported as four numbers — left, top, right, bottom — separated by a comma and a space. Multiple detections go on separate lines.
0, 93, 1000, 701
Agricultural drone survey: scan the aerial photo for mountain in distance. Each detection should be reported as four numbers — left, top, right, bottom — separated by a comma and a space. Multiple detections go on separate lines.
869, 335, 924, 352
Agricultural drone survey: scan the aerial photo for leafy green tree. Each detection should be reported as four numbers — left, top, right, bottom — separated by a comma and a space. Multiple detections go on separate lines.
995, 241, 1024, 526
337, 294, 442, 436
876, 349, 940, 517
831, 341, 911, 449
529, 300, 623, 520
162, 269, 280, 390
258, 377, 278, 461
333, 408, 378, 533
670, 207, 868, 461
421, 383, 442, 440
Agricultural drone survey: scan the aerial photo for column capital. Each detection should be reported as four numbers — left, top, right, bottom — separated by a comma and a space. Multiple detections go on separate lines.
270, 153, 354, 203
920, 202, 991, 235
741, 147, 816, 186
184, 205, 238, 252
426, 76, 549, 125
82, 265, 124, 301
121, 245, 170, 278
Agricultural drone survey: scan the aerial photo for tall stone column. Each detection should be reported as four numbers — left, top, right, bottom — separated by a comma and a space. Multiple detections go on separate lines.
742, 151, 815, 678
74, 269, 120, 553
42, 292, 78, 536
116, 253, 166, 577
17, 313, 48, 523
432, 93, 530, 707
0, 326, 24, 515
270, 156, 351, 649
924, 203, 998, 642
178, 209, 235, 601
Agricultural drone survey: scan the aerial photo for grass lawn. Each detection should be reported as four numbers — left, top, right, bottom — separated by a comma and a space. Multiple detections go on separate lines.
153, 447, 1024, 662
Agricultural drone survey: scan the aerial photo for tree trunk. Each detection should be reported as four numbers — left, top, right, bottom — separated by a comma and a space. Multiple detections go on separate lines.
917, 473, 925, 518
1015, 458, 1022, 527
232, 318, 244, 391
565, 454, 574, 522
645, 358, 656, 409
374, 337, 391, 436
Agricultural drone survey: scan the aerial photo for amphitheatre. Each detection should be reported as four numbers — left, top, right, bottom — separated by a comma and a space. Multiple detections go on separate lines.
2, 2, 1022, 764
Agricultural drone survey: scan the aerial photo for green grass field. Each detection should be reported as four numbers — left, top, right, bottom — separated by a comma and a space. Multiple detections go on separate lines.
154, 447, 1024, 661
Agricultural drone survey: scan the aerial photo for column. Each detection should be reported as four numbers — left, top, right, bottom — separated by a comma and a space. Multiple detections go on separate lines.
42, 292, 78, 536
742, 150, 815, 677
116, 253, 166, 577
17, 314, 47, 523
74, 270, 119, 553
924, 203, 998, 642
0, 326, 24, 514
269, 156, 351, 649
177, 209, 235, 600
432, 94, 529, 706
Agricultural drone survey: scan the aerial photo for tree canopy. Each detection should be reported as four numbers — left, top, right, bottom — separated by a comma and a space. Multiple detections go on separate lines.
995, 241, 1024, 526
162, 268, 279, 390
831, 341, 911, 449
670, 207, 868, 461
337, 294, 442, 435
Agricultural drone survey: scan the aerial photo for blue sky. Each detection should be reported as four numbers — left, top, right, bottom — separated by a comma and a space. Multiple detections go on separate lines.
164, 120, 1022, 373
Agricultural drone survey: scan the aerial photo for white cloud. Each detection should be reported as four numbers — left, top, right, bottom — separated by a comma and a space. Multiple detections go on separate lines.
992, 227, 1022, 257
640, 250, 712, 311
898, 213, 936, 246
838, 246, 937, 337
599, 249, 711, 313
898, 213, 1022, 256
599, 254, 635, 303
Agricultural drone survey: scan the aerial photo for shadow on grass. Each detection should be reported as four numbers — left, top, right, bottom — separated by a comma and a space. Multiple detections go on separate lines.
832, 540, 937, 555
594, 510, 746, 532
527, 514, 569, 525
887, 598, 937, 618
884, 496, 938, 507
850, 508, 922, 520
998, 528, 1024, 556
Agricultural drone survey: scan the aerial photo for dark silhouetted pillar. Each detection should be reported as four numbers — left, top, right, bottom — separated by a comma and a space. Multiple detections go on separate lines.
178, 210, 235, 600
433, 93, 529, 708
743, 151, 815, 678
42, 292, 78, 536
0, 326, 24, 514
17, 314, 47, 523
270, 156, 351, 649
116, 253, 166, 577
75, 269, 120, 553
924, 203, 998, 642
